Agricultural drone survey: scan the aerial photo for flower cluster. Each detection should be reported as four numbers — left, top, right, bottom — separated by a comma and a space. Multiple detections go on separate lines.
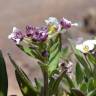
26, 25, 48, 42
59, 61, 73, 78
8, 17, 78, 44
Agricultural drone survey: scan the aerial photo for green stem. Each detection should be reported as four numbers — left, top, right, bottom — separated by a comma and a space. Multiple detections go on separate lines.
44, 67, 49, 96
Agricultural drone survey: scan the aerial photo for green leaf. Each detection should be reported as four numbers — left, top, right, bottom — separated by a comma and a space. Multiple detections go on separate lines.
80, 82, 87, 94
75, 50, 92, 77
87, 53, 96, 65
48, 52, 60, 76
8, 54, 38, 96
48, 34, 61, 76
17, 45, 34, 57
87, 89, 96, 96
0, 50, 8, 96
60, 47, 69, 60
64, 74, 75, 89
88, 78, 95, 92
68, 39, 91, 77
87, 53, 96, 77
34, 78, 42, 92
49, 71, 65, 95
76, 63, 84, 84
71, 88, 85, 96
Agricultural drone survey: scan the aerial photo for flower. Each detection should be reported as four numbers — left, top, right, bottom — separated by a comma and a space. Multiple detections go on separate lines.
76, 40, 96, 53
59, 61, 73, 78
45, 17, 61, 32
8, 27, 24, 44
45, 17, 59, 26
60, 17, 78, 29
26, 25, 35, 37
26, 25, 48, 42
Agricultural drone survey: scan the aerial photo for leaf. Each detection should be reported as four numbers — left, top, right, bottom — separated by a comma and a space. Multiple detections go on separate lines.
8, 54, 38, 96
75, 50, 92, 77
0, 50, 8, 96
48, 34, 61, 76
60, 47, 69, 60
68, 39, 91, 77
76, 63, 84, 84
34, 78, 42, 92
88, 78, 95, 92
64, 74, 75, 89
71, 88, 85, 96
80, 82, 87, 94
87, 89, 96, 96
48, 52, 60, 76
87, 53, 96, 65
49, 71, 65, 95
17, 45, 34, 57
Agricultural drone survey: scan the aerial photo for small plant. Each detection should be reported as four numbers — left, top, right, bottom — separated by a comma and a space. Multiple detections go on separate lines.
1, 17, 96, 96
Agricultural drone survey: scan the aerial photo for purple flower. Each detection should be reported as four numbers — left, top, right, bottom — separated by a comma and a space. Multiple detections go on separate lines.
60, 18, 78, 29
26, 25, 48, 42
8, 27, 24, 44
26, 25, 35, 37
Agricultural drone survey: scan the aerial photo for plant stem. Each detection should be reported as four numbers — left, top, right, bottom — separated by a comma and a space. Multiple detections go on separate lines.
44, 68, 49, 96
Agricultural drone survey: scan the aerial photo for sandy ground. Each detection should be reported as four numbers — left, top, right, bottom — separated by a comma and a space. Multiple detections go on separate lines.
0, 0, 96, 95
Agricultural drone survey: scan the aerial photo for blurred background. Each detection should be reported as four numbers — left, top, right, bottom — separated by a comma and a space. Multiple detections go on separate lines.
0, 0, 96, 95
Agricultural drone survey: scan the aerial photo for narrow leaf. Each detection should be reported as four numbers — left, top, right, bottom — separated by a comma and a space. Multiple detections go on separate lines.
76, 63, 84, 84
71, 88, 85, 96
0, 50, 8, 96
8, 54, 38, 96
87, 89, 96, 96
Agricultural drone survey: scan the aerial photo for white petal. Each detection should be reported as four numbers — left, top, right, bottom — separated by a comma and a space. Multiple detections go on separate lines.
62, 17, 71, 24
12, 27, 18, 32
71, 23, 78, 26
45, 20, 49, 25
8, 33, 15, 39
16, 39, 20, 44
90, 40, 96, 44
76, 44, 87, 53
76, 44, 83, 51
83, 40, 96, 44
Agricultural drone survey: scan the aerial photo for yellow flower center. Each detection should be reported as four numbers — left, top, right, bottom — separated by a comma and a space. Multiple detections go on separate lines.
83, 45, 89, 52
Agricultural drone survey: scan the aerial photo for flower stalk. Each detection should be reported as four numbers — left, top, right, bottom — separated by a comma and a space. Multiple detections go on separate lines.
43, 66, 49, 96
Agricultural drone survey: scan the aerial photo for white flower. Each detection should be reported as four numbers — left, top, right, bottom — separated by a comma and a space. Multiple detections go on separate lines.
76, 40, 96, 53
45, 17, 59, 25
8, 27, 23, 44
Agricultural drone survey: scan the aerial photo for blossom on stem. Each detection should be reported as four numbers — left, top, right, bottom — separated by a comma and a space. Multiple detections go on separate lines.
8, 27, 24, 44
60, 17, 78, 29
76, 40, 96, 53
